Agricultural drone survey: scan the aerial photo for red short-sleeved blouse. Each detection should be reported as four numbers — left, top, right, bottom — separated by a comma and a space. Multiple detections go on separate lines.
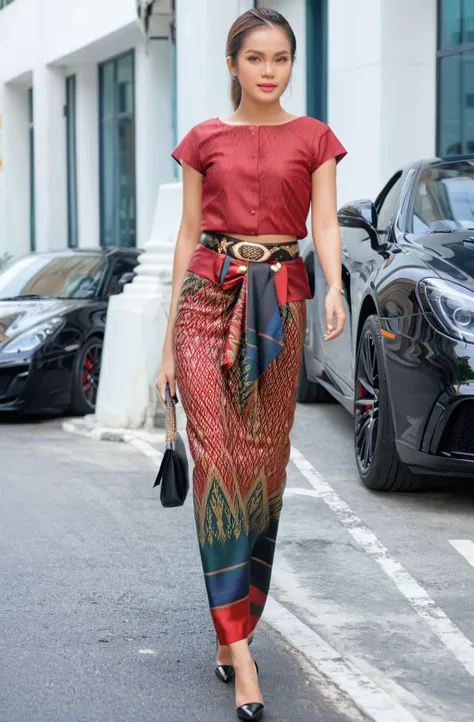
171, 116, 347, 241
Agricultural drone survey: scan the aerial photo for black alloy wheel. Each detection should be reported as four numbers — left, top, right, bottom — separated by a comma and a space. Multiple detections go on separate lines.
354, 326, 379, 474
70, 336, 103, 415
354, 315, 422, 492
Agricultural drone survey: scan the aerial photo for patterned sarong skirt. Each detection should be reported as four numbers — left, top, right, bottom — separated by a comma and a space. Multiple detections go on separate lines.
173, 231, 312, 644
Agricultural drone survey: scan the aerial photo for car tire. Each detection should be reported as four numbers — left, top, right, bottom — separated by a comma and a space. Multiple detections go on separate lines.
69, 336, 103, 416
354, 315, 423, 492
296, 348, 332, 403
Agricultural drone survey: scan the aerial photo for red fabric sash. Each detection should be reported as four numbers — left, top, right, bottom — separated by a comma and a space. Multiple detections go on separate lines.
186, 243, 312, 305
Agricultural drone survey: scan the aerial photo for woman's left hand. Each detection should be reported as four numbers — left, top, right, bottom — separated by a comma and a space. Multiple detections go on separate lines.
323, 288, 346, 341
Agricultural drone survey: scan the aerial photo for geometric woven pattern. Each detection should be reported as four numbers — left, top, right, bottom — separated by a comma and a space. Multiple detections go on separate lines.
173, 257, 306, 644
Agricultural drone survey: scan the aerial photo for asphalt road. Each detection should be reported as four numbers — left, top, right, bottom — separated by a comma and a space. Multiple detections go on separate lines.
3, 397, 474, 722
0, 414, 367, 722
280, 400, 474, 722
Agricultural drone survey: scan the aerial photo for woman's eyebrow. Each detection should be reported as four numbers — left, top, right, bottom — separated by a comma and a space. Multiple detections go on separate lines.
244, 49, 290, 56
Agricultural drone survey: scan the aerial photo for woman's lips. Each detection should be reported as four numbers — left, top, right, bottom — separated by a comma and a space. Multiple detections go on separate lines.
258, 84, 277, 92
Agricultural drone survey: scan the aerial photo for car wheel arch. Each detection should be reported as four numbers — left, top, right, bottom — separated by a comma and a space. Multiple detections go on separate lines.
355, 294, 378, 351
81, 330, 104, 346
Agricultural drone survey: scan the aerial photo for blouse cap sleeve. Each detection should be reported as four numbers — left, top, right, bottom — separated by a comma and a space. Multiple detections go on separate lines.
311, 125, 347, 173
171, 125, 203, 174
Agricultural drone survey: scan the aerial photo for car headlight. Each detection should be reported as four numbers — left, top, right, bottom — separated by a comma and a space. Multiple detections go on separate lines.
3, 317, 64, 354
417, 278, 474, 343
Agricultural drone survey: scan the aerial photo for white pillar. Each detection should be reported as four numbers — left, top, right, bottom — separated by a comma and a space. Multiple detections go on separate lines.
76, 65, 100, 248
33, 65, 68, 252
0, 83, 30, 260
379, 0, 437, 180
175, 0, 251, 135
327, 0, 437, 206
95, 181, 182, 429
0, 87, 4, 258
258, 0, 307, 116
135, 40, 173, 248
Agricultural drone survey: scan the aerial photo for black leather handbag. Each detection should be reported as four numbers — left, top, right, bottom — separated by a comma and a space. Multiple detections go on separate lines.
153, 382, 189, 507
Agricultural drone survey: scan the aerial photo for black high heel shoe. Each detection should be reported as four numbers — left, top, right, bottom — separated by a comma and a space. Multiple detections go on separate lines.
236, 702, 264, 721
236, 660, 263, 721
215, 634, 234, 683
214, 635, 256, 684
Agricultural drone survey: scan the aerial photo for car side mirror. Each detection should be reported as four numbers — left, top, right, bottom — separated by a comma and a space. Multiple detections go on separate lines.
118, 271, 135, 287
109, 271, 136, 296
338, 199, 378, 231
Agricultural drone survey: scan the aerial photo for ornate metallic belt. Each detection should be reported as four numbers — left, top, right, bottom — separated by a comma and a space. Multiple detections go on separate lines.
200, 232, 300, 263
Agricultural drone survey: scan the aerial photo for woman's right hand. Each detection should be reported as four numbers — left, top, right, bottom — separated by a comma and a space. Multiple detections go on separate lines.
156, 351, 176, 404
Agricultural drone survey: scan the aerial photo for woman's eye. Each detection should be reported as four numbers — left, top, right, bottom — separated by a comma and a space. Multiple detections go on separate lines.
248, 55, 287, 62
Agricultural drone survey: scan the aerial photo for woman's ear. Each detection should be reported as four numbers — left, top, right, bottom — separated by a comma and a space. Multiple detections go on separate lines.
225, 56, 235, 78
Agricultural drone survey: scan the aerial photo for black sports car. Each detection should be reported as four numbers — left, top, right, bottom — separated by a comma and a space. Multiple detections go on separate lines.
0, 247, 141, 414
298, 155, 474, 491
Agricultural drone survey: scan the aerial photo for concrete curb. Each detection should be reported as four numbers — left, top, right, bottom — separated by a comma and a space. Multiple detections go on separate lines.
62, 415, 166, 446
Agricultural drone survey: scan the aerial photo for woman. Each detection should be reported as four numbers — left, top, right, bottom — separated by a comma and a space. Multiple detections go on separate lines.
156, 8, 347, 721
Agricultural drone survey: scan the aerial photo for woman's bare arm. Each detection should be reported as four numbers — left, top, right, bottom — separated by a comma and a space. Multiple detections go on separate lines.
311, 158, 346, 341
157, 161, 203, 400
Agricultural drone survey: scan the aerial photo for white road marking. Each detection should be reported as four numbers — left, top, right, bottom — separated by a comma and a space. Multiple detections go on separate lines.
448, 539, 474, 568
123, 434, 164, 467
288, 445, 474, 677
265, 596, 421, 722
122, 433, 426, 720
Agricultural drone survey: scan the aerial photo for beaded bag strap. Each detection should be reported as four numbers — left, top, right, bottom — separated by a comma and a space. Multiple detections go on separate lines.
164, 382, 178, 444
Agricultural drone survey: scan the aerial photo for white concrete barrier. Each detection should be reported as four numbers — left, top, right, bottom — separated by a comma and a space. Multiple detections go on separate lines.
95, 181, 185, 430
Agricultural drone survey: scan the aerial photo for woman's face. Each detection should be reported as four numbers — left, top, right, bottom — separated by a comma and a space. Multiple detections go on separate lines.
231, 25, 293, 104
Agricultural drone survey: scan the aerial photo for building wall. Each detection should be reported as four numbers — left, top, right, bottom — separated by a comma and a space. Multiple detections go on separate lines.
0, 0, 440, 259
328, 0, 437, 205
0, 0, 173, 257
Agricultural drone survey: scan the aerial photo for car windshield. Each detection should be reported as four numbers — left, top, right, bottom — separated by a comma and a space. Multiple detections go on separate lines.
413, 160, 474, 233
0, 254, 109, 300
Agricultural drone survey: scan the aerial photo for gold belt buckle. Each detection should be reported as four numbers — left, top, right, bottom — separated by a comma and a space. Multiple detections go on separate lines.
232, 241, 272, 262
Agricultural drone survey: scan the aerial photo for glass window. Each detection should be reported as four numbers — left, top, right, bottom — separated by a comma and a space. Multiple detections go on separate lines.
101, 62, 115, 119
437, 0, 474, 156
439, 0, 462, 48
439, 55, 462, 156
376, 173, 404, 230
412, 161, 474, 232
464, 0, 474, 43
0, 254, 109, 299
99, 51, 136, 248
464, 51, 474, 153
66, 75, 78, 248
117, 54, 133, 113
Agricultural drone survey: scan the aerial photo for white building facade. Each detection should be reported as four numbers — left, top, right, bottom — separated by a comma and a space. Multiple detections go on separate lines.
0, 0, 456, 260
